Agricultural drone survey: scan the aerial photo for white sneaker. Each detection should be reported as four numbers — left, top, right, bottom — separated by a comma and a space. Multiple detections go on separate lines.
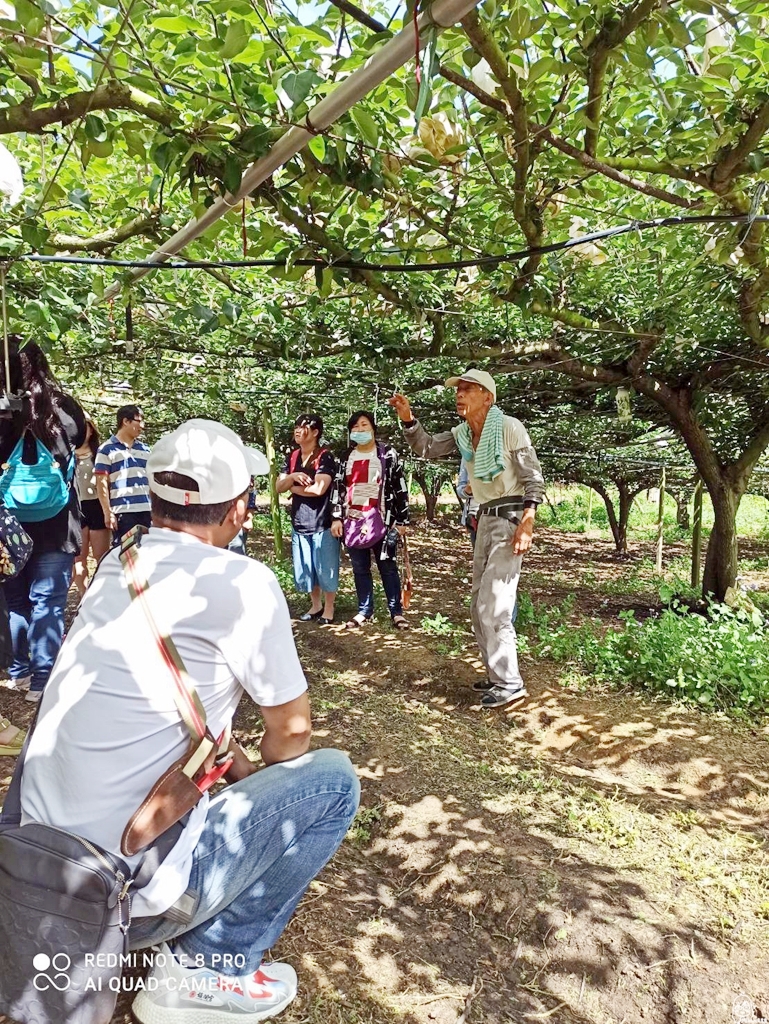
132, 943, 298, 1024
24, 689, 42, 704
0, 675, 31, 691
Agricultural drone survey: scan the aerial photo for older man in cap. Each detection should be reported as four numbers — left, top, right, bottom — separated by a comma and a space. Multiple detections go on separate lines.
389, 371, 544, 709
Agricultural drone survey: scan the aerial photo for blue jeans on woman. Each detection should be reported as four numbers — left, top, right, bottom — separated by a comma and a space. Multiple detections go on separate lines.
4, 549, 74, 693
348, 540, 402, 619
129, 749, 360, 974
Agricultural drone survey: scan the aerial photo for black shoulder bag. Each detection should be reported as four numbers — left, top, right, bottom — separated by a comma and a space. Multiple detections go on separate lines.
0, 724, 134, 1024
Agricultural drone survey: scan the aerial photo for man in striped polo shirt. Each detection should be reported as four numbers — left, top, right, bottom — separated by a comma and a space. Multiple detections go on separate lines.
95, 404, 152, 544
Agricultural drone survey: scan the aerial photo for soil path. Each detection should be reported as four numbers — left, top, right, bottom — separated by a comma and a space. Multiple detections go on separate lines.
1, 520, 767, 1024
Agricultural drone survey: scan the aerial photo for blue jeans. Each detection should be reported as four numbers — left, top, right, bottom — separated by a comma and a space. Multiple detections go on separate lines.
348, 541, 402, 618
292, 529, 340, 594
129, 749, 360, 975
4, 549, 74, 692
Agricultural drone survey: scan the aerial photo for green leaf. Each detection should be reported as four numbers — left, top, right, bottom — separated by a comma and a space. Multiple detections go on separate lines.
666, 15, 691, 48
11, 0, 44, 35
308, 134, 326, 162
279, 70, 318, 107
68, 187, 91, 212
152, 15, 201, 32
237, 124, 271, 157
223, 156, 242, 195
122, 128, 146, 160
350, 108, 379, 148
221, 299, 241, 322
20, 221, 50, 250
25, 299, 51, 327
84, 114, 108, 142
221, 20, 251, 59
528, 55, 559, 83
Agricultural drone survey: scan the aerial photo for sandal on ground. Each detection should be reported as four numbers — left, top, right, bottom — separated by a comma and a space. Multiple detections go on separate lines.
300, 610, 323, 621
472, 678, 495, 692
0, 717, 25, 756
391, 616, 409, 631
344, 615, 370, 630
319, 617, 334, 625
479, 685, 528, 709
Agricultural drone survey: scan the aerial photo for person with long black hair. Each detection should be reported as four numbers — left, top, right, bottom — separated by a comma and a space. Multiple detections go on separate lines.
0, 340, 86, 703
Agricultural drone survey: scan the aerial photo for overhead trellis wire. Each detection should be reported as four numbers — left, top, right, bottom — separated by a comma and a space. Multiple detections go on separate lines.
14, 212, 769, 275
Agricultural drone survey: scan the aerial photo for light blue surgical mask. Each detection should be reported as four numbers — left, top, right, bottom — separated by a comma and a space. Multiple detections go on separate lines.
350, 430, 373, 445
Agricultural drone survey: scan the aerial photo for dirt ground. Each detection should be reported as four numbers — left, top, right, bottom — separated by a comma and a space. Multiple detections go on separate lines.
2, 519, 768, 1024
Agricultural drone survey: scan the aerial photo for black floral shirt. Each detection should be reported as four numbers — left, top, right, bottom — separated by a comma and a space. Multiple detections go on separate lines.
331, 443, 410, 528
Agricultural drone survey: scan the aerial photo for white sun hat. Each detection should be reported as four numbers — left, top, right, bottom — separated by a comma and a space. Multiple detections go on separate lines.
148, 419, 269, 505
444, 368, 497, 402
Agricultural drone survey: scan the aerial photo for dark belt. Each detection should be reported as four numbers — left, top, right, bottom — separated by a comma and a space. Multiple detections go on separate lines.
478, 497, 525, 523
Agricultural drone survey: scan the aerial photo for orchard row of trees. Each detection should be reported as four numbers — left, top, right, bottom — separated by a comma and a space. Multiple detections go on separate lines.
1, 0, 769, 596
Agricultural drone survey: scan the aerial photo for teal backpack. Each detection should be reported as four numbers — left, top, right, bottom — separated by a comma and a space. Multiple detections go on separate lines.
0, 431, 74, 523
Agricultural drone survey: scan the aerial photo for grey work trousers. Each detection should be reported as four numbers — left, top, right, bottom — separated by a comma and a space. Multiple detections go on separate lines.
471, 515, 524, 690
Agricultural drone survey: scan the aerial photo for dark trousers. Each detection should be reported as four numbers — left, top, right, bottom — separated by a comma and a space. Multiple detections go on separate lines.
348, 541, 402, 618
113, 510, 152, 546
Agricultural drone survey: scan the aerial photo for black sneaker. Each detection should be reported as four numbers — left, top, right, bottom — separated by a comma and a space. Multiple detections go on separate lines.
472, 679, 494, 692
479, 685, 528, 709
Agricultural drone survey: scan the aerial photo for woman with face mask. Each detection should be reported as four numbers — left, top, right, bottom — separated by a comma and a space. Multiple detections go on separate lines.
330, 411, 410, 630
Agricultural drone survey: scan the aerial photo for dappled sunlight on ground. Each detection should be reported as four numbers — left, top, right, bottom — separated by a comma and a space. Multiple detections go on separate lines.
2, 518, 767, 1024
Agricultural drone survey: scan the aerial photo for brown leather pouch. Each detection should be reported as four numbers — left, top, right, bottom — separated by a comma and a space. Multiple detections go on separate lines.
121, 738, 258, 856
121, 738, 228, 857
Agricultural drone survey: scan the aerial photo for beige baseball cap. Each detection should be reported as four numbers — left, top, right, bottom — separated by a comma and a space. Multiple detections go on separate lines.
444, 369, 496, 402
148, 419, 269, 505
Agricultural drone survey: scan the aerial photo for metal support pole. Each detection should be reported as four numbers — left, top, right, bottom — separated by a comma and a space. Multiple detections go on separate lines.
691, 477, 703, 589
261, 406, 284, 561
655, 467, 666, 573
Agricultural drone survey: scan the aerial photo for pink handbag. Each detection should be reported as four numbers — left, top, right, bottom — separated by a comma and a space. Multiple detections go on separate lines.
343, 507, 387, 549
343, 445, 387, 549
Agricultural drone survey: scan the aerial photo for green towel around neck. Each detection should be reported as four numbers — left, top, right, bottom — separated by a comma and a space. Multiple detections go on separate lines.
453, 405, 506, 483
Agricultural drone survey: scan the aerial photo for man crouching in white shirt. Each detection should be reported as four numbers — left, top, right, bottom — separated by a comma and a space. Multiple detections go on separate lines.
20, 419, 360, 1023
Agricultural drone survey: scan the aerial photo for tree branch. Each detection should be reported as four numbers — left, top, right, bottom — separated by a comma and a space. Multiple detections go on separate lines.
601, 154, 704, 184
711, 100, 769, 190
738, 260, 769, 348
461, 10, 535, 244
541, 128, 699, 208
438, 64, 506, 113
0, 81, 176, 134
732, 413, 769, 488
582, 0, 660, 155
325, 0, 386, 33
261, 189, 445, 349
48, 211, 162, 252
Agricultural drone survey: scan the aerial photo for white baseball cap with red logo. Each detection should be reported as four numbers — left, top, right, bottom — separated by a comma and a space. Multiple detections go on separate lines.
148, 419, 269, 505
